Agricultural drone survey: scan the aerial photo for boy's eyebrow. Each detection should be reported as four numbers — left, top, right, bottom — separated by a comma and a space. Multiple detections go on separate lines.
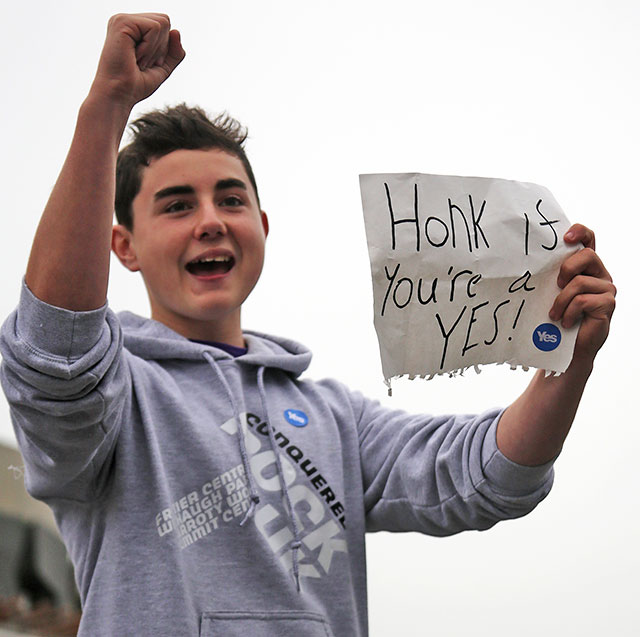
154, 185, 195, 201
153, 179, 247, 201
215, 178, 247, 192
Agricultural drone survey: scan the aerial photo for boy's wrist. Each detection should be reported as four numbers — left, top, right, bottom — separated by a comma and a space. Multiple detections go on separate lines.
79, 90, 133, 144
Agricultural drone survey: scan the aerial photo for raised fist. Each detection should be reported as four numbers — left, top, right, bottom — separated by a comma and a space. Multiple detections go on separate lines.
90, 13, 185, 108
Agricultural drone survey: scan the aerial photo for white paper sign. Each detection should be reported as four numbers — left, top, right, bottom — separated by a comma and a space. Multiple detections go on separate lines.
360, 173, 580, 389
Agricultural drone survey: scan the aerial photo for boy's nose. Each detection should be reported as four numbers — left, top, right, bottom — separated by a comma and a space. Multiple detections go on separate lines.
194, 203, 226, 240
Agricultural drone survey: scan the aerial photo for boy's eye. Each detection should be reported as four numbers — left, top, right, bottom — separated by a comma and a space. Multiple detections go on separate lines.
220, 195, 244, 208
165, 200, 192, 213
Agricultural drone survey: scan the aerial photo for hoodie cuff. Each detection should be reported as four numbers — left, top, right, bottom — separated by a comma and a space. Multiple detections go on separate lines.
481, 411, 555, 497
16, 279, 109, 360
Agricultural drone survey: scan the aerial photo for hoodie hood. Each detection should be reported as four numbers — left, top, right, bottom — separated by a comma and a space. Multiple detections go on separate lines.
117, 311, 312, 377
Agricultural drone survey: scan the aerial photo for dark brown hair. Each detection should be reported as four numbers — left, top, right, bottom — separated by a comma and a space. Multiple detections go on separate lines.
115, 104, 260, 229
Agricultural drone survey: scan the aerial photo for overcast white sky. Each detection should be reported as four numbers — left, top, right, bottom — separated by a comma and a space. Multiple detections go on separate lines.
1, 1, 638, 635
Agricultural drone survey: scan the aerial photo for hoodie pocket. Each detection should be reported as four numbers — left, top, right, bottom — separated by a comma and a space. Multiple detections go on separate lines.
200, 610, 334, 637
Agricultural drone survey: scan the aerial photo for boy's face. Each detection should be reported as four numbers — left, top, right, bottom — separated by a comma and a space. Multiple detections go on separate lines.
112, 148, 268, 344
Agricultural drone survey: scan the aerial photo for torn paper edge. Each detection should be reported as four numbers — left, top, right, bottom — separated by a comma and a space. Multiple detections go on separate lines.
384, 361, 563, 396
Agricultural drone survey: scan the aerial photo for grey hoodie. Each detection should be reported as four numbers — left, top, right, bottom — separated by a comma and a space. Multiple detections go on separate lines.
1, 282, 554, 636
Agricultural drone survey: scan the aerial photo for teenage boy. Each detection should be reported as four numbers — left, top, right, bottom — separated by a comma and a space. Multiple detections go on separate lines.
0, 12, 615, 637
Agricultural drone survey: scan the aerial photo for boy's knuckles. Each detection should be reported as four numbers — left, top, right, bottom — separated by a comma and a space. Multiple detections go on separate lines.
141, 12, 170, 23
562, 248, 606, 279
108, 14, 123, 26
108, 13, 134, 30
574, 224, 596, 248
564, 276, 594, 296
602, 292, 616, 314
577, 247, 598, 265
108, 13, 170, 35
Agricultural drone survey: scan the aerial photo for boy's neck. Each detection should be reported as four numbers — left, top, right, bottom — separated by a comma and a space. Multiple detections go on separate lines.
150, 307, 245, 348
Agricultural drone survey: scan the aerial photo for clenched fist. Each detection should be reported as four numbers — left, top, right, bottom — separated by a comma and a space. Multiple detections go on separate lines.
90, 13, 185, 109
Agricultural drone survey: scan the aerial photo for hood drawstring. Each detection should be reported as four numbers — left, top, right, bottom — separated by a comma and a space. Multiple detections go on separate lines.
257, 366, 303, 593
203, 352, 303, 592
202, 352, 261, 526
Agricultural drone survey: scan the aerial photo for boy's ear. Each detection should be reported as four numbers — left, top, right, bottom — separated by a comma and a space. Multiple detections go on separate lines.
112, 225, 141, 272
261, 210, 269, 238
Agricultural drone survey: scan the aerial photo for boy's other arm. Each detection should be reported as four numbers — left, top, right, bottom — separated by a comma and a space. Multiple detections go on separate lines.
496, 224, 616, 466
25, 13, 185, 311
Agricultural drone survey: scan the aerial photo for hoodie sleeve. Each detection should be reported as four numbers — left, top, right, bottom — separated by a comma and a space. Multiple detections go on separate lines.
0, 281, 129, 502
353, 392, 554, 535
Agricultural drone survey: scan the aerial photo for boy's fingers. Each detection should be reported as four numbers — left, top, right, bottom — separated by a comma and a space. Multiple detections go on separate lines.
139, 30, 184, 79
163, 30, 186, 72
549, 276, 616, 324
155, 28, 171, 67
557, 248, 612, 289
147, 22, 171, 68
558, 291, 616, 330
132, 15, 171, 70
564, 223, 596, 250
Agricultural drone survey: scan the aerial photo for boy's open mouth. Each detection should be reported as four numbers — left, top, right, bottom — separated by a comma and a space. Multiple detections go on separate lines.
186, 255, 235, 276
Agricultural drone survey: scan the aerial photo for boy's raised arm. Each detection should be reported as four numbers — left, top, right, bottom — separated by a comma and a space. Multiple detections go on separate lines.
25, 13, 185, 311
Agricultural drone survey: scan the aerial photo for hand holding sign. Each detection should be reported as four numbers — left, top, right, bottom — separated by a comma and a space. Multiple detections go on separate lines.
359, 173, 612, 389
550, 224, 615, 367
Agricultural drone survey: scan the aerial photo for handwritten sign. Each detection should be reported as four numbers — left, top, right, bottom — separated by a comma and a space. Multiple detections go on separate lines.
359, 173, 580, 389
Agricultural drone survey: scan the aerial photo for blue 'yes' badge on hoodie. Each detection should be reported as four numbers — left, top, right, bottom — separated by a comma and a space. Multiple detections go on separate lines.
284, 409, 309, 427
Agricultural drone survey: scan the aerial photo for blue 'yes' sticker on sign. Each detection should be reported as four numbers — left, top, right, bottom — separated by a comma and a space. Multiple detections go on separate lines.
284, 409, 309, 427
532, 323, 561, 352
